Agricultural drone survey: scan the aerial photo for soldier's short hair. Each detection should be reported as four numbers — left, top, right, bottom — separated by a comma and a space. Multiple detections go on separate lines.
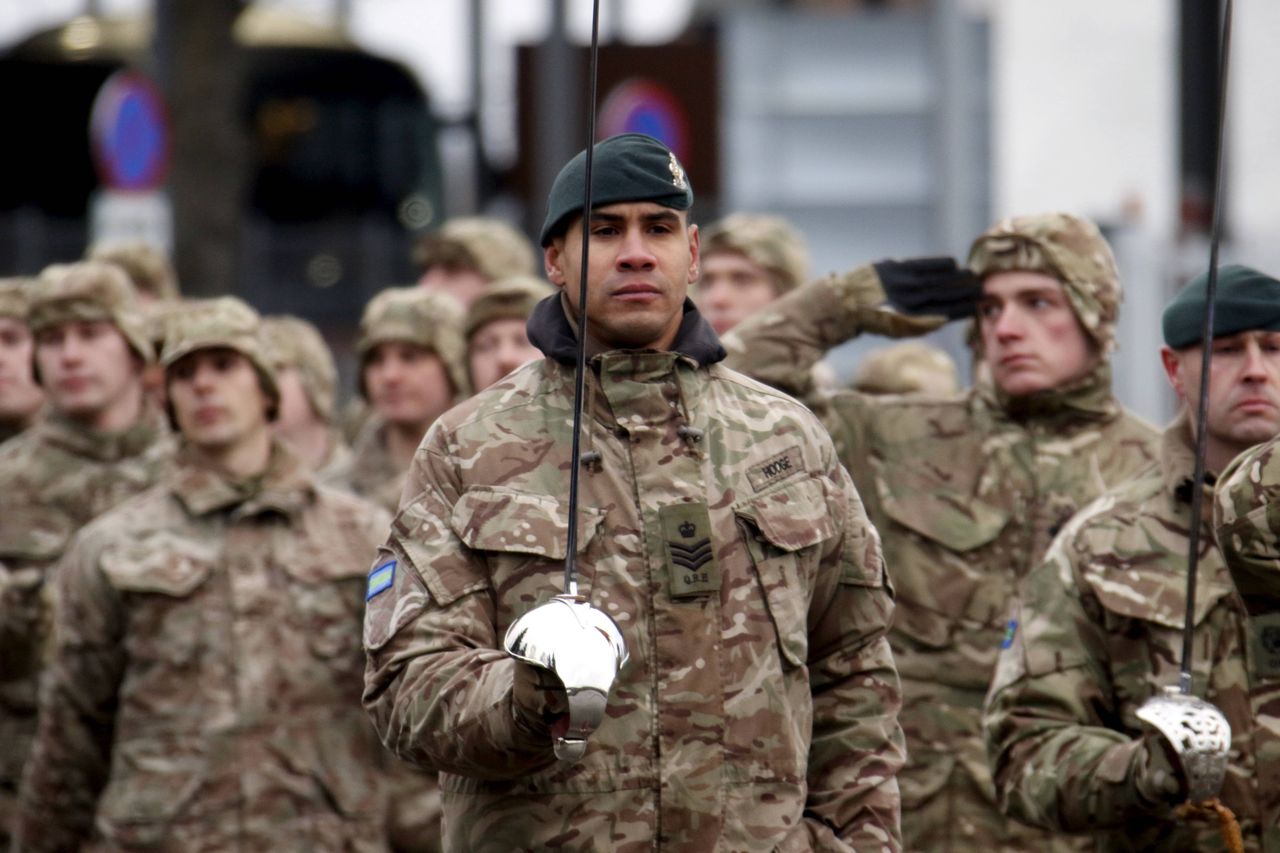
700, 213, 810, 295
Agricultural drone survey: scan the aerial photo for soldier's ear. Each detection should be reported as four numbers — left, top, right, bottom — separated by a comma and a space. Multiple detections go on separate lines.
1160, 345, 1187, 398
686, 223, 700, 284
544, 242, 567, 288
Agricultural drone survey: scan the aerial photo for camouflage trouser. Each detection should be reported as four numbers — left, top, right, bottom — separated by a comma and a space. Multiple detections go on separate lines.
902, 762, 1090, 853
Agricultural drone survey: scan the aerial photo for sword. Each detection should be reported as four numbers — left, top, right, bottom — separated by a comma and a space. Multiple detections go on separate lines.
502, 0, 629, 763
1135, 0, 1234, 806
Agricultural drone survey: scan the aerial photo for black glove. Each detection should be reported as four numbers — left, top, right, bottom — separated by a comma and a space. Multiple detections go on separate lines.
872, 256, 982, 320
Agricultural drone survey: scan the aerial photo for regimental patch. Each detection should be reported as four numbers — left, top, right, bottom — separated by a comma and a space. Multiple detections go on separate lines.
668, 151, 687, 190
1000, 619, 1018, 650
366, 559, 397, 601
660, 502, 720, 599
1251, 613, 1280, 679
747, 445, 805, 492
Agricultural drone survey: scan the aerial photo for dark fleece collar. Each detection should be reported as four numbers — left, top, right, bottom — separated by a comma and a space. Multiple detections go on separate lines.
527, 294, 726, 368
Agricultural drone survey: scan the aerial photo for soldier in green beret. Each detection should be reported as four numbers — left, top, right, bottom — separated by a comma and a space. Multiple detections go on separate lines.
723, 212, 1160, 851
0, 262, 174, 848
0, 278, 44, 445
363, 133, 905, 850
984, 263, 1280, 850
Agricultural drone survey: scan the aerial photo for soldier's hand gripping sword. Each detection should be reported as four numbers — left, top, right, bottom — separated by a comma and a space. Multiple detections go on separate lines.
1135, 0, 1234, 808
502, 0, 629, 764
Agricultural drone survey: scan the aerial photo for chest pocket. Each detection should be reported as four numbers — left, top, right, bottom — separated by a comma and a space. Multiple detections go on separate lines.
735, 476, 835, 668
279, 530, 370, 660
0, 505, 75, 563
1085, 557, 1237, 714
873, 459, 1012, 645
99, 533, 216, 667
446, 487, 606, 611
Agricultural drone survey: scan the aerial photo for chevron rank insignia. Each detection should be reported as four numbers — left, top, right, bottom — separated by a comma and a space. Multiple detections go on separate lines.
661, 501, 720, 599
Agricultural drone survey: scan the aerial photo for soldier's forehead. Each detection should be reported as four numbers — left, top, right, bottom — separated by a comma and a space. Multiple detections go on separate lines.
980, 270, 1065, 299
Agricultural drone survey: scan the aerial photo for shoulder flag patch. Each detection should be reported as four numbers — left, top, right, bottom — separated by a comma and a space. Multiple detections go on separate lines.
1000, 619, 1018, 650
367, 560, 397, 601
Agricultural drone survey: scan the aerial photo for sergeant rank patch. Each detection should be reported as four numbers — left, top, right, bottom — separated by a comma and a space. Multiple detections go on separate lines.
367, 559, 397, 601
660, 502, 720, 599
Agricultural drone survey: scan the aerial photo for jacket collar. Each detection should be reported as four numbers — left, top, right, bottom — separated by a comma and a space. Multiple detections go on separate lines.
527, 292, 726, 368
978, 359, 1122, 430
41, 405, 168, 463
170, 438, 314, 519
1162, 411, 1217, 512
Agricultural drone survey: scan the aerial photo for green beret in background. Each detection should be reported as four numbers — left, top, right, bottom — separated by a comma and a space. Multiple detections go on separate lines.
1162, 264, 1280, 348
539, 133, 694, 246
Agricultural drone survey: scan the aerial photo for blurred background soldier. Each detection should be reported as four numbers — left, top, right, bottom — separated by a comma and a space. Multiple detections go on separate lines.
983, 264, 1280, 850
0, 261, 172, 848
851, 340, 960, 396
413, 215, 539, 309
724, 212, 1159, 851
350, 286, 469, 512
14, 297, 393, 851
0, 278, 43, 445
464, 275, 555, 392
88, 242, 183, 409
262, 314, 352, 489
693, 212, 809, 337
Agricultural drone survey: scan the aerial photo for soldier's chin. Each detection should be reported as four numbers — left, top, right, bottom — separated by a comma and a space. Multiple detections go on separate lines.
994, 370, 1054, 398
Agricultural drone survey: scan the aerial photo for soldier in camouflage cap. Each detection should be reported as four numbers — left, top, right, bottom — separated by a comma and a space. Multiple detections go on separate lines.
0, 279, 44, 445
261, 315, 353, 489
852, 341, 960, 396
351, 286, 468, 513
15, 293, 395, 851
414, 216, 538, 308
363, 132, 905, 850
695, 212, 810, 336
723, 211, 1157, 851
0, 262, 172, 847
464, 275, 555, 391
983, 263, 1280, 850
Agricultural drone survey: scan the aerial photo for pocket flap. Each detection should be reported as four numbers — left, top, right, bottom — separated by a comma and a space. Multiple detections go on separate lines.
734, 477, 834, 552
1086, 559, 1235, 630
0, 505, 74, 562
99, 532, 216, 597
875, 463, 1009, 552
449, 487, 604, 560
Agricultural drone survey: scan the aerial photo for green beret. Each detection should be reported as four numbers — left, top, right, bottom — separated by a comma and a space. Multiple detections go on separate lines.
539, 133, 693, 246
1162, 264, 1280, 348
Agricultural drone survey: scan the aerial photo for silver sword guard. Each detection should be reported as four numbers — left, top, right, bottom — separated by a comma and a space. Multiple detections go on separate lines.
1135, 686, 1231, 803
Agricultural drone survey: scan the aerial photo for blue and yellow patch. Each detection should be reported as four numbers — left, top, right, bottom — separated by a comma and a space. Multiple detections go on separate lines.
367, 560, 397, 601
1000, 619, 1018, 650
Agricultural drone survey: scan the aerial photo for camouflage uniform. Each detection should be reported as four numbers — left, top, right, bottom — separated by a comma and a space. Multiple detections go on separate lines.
363, 296, 905, 851
350, 287, 468, 514
851, 341, 960, 396
13, 443, 394, 852
0, 265, 172, 847
0, 278, 42, 445
983, 416, 1270, 851
1214, 435, 1280, 849
262, 315, 354, 489
723, 213, 1159, 851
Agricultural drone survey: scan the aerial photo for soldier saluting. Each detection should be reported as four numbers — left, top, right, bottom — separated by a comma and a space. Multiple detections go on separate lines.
362, 133, 905, 851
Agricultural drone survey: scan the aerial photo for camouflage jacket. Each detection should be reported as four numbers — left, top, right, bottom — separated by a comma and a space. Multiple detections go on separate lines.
1214, 435, 1280, 848
314, 428, 356, 491
14, 441, 394, 852
723, 269, 1158, 849
350, 416, 413, 514
363, 298, 905, 852
0, 408, 172, 841
983, 417, 1272, 852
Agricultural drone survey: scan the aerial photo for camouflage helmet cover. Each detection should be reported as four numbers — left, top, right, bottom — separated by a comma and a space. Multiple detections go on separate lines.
700, 213, 810, 295
88, 241, 180, 302
967, 212, 1122, 353
414, 216, 538, 284
357, 286, 470, 399
464, 275, 557, 341
853, 341, 960, 397
161, 296, 280, 409
262, 314, 338, 423
28, 261, 154, 362
0, 277, 34, 320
